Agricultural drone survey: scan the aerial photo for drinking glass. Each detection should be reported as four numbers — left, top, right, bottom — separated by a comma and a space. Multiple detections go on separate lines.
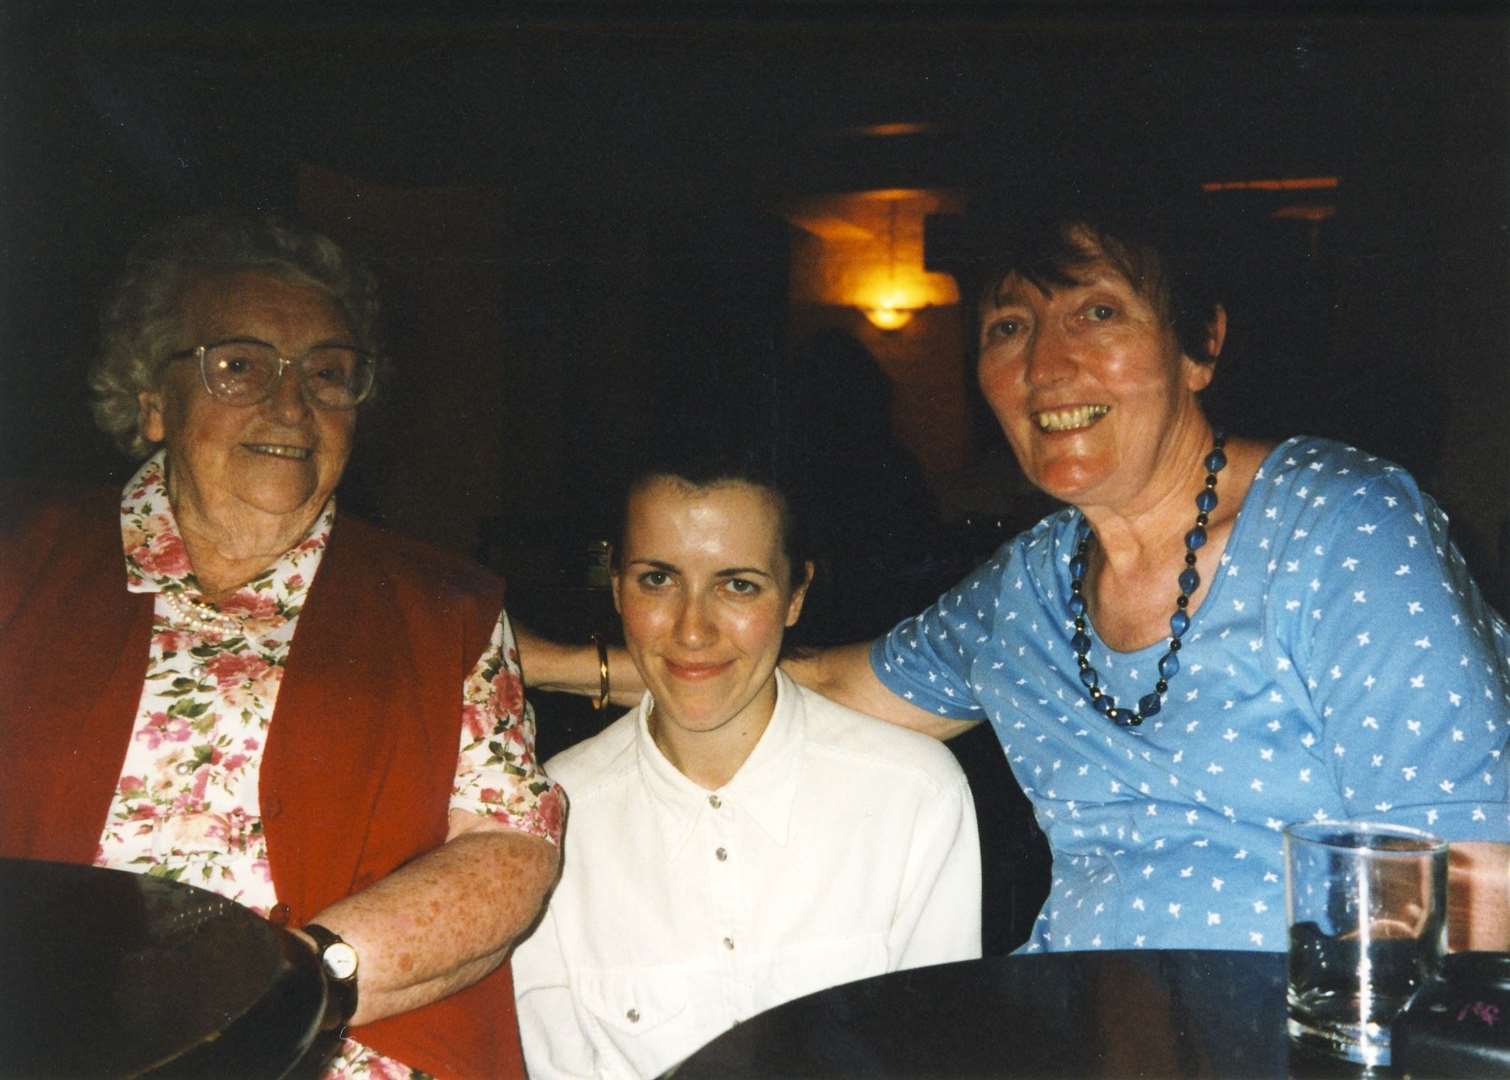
1284, 820, 1448, 1067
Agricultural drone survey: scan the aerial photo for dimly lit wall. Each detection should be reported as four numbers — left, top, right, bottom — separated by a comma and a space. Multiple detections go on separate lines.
789, 302, 976, 499
297, 166, 671, 577
2, 12, 1505, 605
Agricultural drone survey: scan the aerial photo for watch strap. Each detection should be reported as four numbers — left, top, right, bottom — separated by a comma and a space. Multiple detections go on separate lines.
303, 922, 359, 1029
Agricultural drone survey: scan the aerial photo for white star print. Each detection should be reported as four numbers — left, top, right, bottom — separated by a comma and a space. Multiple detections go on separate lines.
876, 438, 1509, 957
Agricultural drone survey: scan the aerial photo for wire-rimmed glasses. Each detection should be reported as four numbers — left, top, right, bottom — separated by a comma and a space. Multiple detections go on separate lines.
168, 340, 376, 409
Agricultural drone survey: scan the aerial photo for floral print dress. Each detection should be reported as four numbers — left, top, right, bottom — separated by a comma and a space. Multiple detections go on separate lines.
96, 453, 564, 1078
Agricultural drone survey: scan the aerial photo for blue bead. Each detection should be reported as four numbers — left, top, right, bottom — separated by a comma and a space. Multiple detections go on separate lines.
1195, 489, 1218, 512
1158, 652, 1181, 678
1110, 708, 1139, 727
1137, 692, 1162, 716
1079, 666, 1100, 689
1204, 448, 1227, 473
1093, 695, 1114, 715
1068, 594, 1086, 616
1184, 526, 1207, 551
1178, 568, 1200, 594
1070, 556, 1088, 579
1072, 631, 1092, 654
1169, 610, 1190, 637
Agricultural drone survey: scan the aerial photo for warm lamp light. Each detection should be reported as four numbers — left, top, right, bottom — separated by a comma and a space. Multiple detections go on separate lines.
859, 202, 921, 331
781, 188, 960, 321
864, 305, 914, 331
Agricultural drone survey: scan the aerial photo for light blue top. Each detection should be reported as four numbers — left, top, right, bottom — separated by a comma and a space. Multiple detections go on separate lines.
873, 436, 1510, 953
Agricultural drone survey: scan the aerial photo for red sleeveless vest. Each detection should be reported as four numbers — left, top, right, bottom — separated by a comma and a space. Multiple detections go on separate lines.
0, 486, 525, 1078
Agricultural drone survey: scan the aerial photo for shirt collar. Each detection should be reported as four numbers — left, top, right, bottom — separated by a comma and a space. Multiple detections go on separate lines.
119, 450, 335, 618
634, 669, 806, 860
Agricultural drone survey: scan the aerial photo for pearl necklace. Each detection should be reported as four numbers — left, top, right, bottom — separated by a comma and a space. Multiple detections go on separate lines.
159, 587, 244, 637
1070, 432, 1227, 728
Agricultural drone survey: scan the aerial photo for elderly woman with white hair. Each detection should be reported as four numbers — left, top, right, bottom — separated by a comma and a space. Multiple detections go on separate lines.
0, 211, 564, 1078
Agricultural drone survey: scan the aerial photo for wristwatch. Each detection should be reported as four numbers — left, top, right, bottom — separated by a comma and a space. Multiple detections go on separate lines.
303, 923, 360, 1029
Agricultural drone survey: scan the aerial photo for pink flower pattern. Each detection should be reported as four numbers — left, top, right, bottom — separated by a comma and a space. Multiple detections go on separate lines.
455, 640, 567, 840
96, 453, 562, 1078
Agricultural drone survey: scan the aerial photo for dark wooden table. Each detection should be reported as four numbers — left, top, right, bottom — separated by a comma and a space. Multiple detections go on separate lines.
673, 949, 1373, 1079
0, 857, 325, 1077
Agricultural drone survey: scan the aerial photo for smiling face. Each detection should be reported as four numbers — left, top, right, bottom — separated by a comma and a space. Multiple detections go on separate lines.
613, 477, 810, 765
975, 239, 1220, 514
138, 271, 357, 547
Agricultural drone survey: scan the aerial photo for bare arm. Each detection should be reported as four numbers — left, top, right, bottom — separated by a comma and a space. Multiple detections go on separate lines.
513, 624, 981, 741
782, 640, 980, 741
512, 623, 643, 706
1448, 841, 1510, 952
295, 811, 560, 1026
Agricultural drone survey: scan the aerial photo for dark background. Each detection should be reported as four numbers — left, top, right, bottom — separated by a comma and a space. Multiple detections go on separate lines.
3, 4, 1507, 951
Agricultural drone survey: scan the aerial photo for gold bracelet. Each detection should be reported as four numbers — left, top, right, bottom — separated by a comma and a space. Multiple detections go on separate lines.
591, 634, 610, 711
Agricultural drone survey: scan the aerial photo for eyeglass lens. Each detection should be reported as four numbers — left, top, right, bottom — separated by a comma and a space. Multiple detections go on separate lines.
203, 343, 373, 408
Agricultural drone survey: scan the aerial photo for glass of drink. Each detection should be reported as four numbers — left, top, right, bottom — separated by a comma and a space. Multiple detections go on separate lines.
1284, 820, 1448, 1067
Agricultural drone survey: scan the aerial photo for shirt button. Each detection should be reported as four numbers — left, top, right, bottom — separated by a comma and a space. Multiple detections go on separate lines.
708, 794, 722, 809
269, 903, 291, 927
626, 1008, 640, 1023
715, 847, 728, 862
722, 936, 735, 950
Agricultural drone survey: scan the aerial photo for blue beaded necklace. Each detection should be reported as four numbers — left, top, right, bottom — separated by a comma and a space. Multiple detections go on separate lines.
1070, 432, 1227, 728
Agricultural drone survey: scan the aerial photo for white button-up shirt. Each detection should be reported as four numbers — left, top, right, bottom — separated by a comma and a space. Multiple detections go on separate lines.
513, 670, 982, 1078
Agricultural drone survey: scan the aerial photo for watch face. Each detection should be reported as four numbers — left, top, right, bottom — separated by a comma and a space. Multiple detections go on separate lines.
323, 941, 359, 981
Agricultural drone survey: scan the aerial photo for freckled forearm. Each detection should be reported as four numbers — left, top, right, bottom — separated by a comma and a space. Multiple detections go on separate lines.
305, 827, 559, 1026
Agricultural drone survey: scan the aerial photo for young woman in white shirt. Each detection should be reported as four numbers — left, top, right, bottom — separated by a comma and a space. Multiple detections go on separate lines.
512, 448, 982, 1079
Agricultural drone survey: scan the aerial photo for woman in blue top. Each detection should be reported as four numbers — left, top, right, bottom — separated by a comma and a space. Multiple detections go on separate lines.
523, 183, 1509, 954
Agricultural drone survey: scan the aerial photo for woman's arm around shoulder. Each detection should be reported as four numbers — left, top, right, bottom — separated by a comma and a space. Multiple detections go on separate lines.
512, 623, 644, 706
783, 640, 981, 741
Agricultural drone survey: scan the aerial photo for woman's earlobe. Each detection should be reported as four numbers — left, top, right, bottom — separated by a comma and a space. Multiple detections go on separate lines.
786, 561, 816, 627
137, 390, 166, 444
1206, 305, 1228, 360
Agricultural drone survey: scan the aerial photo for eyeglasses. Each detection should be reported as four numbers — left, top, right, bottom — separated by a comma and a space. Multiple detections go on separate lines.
168, 340, 376, 410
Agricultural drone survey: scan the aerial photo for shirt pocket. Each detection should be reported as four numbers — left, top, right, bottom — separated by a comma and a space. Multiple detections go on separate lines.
577, 967, 703, 1077
763, 932, 889, 1007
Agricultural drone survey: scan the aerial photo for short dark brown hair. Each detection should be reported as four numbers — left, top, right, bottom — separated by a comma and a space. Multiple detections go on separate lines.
613, 443, 810, 592
964, 179, 1226, 367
